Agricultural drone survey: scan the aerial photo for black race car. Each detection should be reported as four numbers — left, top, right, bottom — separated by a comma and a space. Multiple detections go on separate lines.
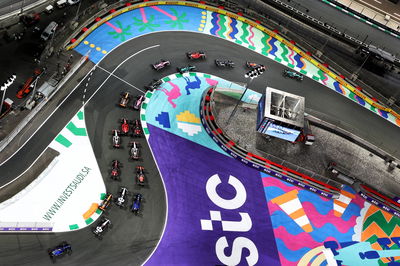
136, 166, 146, 186
187, 51, 206, 60
215, 59, 235, 68
115, 187, 129, 209
48, 241, 72, 263
144, 79, 163, 91
132, 120, 142, 137
110, 160, 121, 180
92, 217, 112, 240
129, 141, 140, 160
177, 65, 196, 74
152, 59, 171, 71
119, 92, 131, 108
131, 193, 143, 215
111, 130, 121, 148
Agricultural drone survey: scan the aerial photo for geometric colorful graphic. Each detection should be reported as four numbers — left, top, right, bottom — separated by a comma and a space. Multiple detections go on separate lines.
271, 190, 314, 233
176, 110, 202, 136
262, 173, 364, 265
155, 111, 171, 128
334, 189, 356, 217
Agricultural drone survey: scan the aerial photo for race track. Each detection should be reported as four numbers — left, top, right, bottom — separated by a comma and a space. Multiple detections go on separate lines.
0, 27, 399, 266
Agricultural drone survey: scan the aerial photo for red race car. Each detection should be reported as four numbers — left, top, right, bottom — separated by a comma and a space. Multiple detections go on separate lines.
246, 61, 262, 69
136, 166, 146, 186
120, 118, 130, 135
110, 160, 121, 181
186, 51, 206, 60
132, 119, 142, 137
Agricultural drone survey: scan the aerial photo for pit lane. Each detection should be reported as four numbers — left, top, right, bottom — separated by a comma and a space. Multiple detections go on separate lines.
0, 31, 399, 265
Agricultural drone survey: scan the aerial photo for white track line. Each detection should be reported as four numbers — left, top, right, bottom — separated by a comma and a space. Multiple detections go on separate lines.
0, 45, 159, 167
95, 65, 145, 94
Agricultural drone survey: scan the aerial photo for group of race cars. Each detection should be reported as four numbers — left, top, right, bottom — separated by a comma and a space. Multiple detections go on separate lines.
47, 90, 149, 262
93, 91, 147, 240
144, 51, 303, 93
46, 49, 307, 263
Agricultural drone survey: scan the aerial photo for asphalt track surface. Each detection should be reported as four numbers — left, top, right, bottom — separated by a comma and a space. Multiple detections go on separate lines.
0, 31, 400, 265
273, 0, 400, 55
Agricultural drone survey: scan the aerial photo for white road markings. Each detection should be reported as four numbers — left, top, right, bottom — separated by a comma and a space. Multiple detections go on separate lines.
96, 65, 145, 93
82, 45, 159, 105
0, 44, 159, 166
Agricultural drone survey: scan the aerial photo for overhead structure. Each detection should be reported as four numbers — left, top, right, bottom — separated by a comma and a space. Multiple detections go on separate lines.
257, 87, 305, 142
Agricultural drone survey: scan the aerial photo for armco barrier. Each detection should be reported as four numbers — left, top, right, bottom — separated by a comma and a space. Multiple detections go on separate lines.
64, 0, 400, 125
200, 86, 342, 199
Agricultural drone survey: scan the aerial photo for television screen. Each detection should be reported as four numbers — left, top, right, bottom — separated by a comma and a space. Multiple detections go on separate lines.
264, 123, 301, 142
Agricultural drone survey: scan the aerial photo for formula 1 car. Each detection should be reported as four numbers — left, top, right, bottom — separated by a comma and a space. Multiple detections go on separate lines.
144, 79, 163, 91
132, 95, 144, 111
92, 217, 112, 240
283, 69, 304, 81
119, 92, 131, 108
152, 59, 171, 71
187, 51, 206, 60
115, 187, 129, 209
246, 61, 262, 69
111, 130, 121, 148
131, 193, 143, 215
136, 166, 146, 186
177, 65, 196, 74
98, 193, 113, 211
48, 241, 72, 263
215, 59, 235, 68
129, 142, 140, 160
110, 160, 121, 180
132, 120, 142, 137
120, 118, 130, 136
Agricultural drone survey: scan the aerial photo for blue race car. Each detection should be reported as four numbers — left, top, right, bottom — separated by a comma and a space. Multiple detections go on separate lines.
131, 193, 143, 214
48, 241, 72, 263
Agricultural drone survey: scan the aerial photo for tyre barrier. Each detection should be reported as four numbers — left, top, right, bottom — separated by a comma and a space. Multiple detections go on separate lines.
200, 86, 342, 199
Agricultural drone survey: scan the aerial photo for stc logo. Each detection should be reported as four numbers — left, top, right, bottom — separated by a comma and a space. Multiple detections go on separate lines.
200, 174, 259, 266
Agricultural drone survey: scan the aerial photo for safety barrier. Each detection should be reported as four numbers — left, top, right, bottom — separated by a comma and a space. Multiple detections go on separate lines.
0, 222, 53, 232
200, 86, 342, 199
357, 184, 400, 218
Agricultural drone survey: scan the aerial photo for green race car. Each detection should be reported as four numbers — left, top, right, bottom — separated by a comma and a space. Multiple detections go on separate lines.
283, 69, 304, 81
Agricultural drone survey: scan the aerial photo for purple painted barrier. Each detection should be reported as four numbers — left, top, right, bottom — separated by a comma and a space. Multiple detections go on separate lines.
0, 227, 53, 232
146, 124, 280, 266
